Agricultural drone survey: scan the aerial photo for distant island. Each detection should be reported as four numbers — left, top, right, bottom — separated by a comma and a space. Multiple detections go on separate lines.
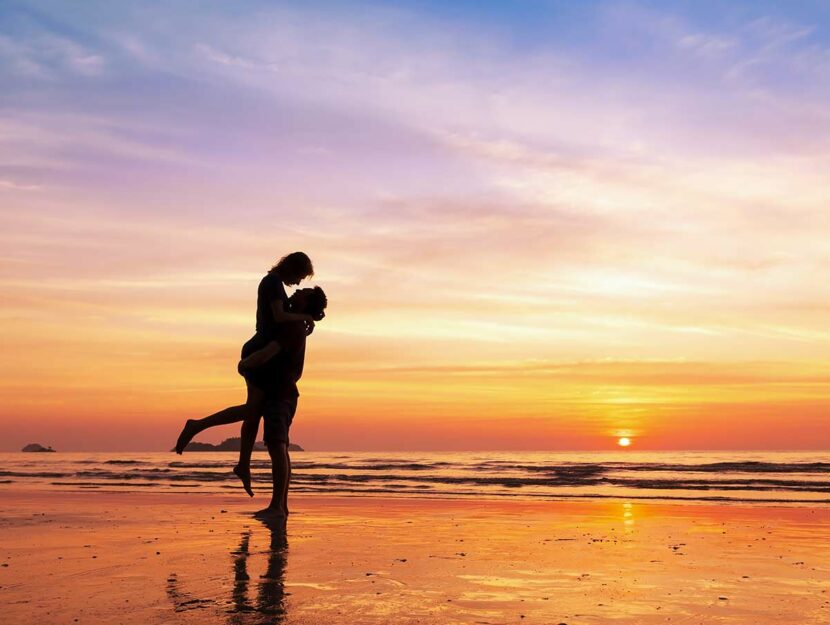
177, 437, 304, 452
22, 443, 56, 452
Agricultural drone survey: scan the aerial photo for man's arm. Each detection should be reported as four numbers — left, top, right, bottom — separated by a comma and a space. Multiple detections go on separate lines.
271, 299, 314, 327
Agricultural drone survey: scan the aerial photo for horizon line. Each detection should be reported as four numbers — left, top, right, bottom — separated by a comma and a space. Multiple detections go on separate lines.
6, 448, 830, 453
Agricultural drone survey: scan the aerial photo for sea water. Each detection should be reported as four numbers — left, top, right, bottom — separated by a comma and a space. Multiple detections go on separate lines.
2, 451, 829, 504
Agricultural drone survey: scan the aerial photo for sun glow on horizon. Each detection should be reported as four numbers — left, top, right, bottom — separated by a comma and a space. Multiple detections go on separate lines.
618, 437, 632, 448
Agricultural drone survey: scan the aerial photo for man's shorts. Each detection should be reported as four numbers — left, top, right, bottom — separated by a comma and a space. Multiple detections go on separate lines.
262, 397, 297, 446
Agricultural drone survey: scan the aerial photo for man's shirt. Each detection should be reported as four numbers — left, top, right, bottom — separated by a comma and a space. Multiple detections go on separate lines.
262, 320, 306, 400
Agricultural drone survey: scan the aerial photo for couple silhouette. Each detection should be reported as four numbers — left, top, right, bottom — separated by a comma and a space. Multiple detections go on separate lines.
175, 252, 327, 521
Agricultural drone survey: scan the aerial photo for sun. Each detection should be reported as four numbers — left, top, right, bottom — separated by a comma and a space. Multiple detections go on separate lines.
617, 437, 632, 447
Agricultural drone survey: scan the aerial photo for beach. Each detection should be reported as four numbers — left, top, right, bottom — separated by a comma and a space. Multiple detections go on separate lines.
5, 2, 830, 624
2, 489, 828, 624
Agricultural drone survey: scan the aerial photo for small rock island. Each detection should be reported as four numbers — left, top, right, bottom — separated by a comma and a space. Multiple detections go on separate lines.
179, 437, 303, 452
22, 443, 56, 452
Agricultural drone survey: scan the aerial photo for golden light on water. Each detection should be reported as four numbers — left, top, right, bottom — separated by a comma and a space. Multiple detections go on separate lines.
618, 437, 632, 447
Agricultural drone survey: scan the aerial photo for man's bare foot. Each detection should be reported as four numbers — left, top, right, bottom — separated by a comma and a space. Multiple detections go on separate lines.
174, 419, 199, 455
233, 464, 254, 497
253, 506, 287, 522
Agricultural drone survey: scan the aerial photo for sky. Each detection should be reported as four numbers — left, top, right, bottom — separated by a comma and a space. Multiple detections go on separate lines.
1, 0, 830, 451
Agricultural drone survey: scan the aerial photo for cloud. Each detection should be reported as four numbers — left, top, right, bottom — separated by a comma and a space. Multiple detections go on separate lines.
0, 179, 40, 191
2, 1, 830, 449
677, 32, 737, 58
0, 111, 202, 173
41, 33, 105, 75
194, 43, 278, 71
0, 31, 105, 79
0, 33, 46, 77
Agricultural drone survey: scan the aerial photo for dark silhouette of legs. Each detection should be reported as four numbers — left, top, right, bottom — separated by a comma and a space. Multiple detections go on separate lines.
233, 416, 260, 497
257, 522, 288, 618
282, 446, 291, 515
230, 530, 253, 615
169, 525, 287, 621
175, 382, 264, 454
255, 441, 288, 520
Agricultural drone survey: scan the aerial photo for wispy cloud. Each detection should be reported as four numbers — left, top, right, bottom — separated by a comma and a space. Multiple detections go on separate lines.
0, 178, 40, 191
0, 31, 105, 78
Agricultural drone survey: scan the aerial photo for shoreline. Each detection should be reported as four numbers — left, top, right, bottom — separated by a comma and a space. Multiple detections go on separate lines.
2, 483, 829, 508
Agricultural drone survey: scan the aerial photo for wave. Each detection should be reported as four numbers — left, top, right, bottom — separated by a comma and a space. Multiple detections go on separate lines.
6, 469, 829, 492
606, 461, 830, 474
168, 459, 830, 473
4, 453, 829, 504
481, 461, 830, 475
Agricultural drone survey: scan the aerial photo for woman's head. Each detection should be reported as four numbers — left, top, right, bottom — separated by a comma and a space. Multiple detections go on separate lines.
271, 252, 314, 286
291, 286, 328, 321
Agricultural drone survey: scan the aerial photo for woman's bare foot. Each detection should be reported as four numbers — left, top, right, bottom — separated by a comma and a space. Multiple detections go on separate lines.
233, 464, 254, 497
175, 419, 199, 454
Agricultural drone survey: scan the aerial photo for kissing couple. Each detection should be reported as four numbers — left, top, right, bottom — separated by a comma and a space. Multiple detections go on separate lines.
175, 251, 326, 521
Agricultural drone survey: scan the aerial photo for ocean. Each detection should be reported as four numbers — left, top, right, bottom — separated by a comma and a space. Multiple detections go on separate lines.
2, 451, 829, 504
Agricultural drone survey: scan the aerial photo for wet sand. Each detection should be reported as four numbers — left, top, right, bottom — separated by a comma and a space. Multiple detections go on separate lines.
1, 490, 829, 624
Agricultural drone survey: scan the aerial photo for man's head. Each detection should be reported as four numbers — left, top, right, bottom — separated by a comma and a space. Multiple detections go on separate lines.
289, 286, 327, 321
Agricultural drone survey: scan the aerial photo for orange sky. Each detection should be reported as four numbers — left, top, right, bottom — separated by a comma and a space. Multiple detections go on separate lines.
2, 2, 830, 450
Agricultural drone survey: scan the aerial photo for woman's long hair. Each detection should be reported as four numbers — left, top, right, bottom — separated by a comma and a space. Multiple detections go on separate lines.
270, 252, 314, 279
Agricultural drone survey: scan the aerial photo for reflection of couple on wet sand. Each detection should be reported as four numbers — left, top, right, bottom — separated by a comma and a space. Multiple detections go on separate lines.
175, 252, 327, 521
167, 518, 288, 623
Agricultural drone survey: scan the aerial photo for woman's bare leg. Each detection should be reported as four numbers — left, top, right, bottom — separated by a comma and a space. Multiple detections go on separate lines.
237, 340, 281, 372
233, 414, 261, 497
175, 383, 264, 454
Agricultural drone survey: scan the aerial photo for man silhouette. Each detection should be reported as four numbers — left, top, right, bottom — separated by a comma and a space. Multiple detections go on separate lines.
247, 286, 327, 521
